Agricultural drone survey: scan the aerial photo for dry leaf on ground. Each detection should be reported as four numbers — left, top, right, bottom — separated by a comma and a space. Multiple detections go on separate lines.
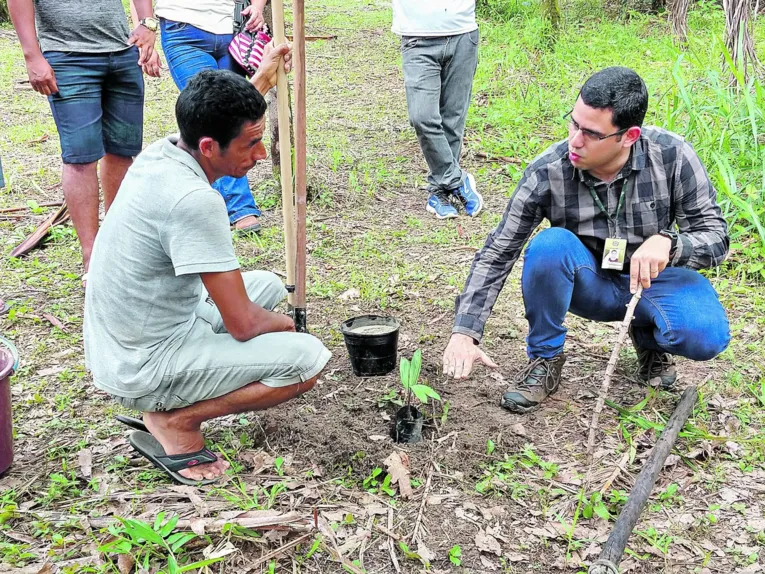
475, 529, 502, 556
383, 451, 413, 499
77, 448, 92, 479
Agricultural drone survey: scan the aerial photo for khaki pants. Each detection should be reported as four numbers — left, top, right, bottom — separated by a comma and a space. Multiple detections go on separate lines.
113, 271, 331, 412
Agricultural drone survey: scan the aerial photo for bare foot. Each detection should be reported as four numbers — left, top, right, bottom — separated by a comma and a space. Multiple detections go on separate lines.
143, 411, 230, 481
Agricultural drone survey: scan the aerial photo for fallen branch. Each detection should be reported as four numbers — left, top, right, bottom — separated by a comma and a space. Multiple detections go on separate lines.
317, 516, 365, 574
410, 465, 433, 543
586, 285, 643, 458
250, 532, 314, 570
387, 508, 401, 573
0, 202, 62, 214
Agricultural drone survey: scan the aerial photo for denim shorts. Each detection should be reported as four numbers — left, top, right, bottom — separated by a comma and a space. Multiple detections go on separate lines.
44, 47, 144, 164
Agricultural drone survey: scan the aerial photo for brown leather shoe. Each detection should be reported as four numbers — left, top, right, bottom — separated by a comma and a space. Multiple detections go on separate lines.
630, 329, 677, 388
501, 354, 566, 413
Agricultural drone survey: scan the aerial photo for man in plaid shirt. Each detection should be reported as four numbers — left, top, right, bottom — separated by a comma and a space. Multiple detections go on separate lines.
442, 67, 730, 413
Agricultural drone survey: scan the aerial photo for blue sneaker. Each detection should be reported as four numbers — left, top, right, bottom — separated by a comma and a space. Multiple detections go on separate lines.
426, 191, 459, 219
453, 173, 483, 217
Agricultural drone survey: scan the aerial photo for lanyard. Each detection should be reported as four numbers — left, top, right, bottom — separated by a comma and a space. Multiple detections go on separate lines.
588, 178, 628, 238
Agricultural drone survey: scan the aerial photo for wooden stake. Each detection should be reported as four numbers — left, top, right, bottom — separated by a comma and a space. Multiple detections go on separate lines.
271, 0, 296, 307
586, 285, 644, 458
293, 0, 308, 329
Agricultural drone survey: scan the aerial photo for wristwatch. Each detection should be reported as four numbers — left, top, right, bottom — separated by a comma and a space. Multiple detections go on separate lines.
658, 230, 678, 258
140, 17, 159, 32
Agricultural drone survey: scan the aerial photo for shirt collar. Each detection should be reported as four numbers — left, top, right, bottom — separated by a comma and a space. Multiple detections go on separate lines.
162, 134, 209, 183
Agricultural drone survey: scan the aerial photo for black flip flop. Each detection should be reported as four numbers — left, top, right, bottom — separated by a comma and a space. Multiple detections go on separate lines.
116, 414, 148, 433
128, 431, 221, 486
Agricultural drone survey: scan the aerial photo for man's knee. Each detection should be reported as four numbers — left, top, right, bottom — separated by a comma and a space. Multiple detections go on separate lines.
524, 227, 582, 269
407, 95, 440, 135
63, 160, 98, 175
297, 373, 321, 395
242, 270, 288, 307
678, 321, 730, 361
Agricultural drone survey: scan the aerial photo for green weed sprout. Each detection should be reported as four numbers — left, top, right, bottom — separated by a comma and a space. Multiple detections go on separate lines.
400, 350, 441, 406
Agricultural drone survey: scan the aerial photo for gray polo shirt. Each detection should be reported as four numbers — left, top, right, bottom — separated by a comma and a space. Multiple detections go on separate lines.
84, 136, 239, 398
34, 0, 131, 54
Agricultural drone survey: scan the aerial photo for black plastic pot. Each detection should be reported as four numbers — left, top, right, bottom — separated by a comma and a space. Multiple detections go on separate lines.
341, 315, 400, 377
392, 405, 423, 443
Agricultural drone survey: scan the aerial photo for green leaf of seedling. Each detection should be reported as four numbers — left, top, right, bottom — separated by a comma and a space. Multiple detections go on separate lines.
400, 357, 411, 390
449, 544, 462, 566
486, 439, 496, 455
411, 385, 429, 403
409, 350, 422, 388
154, 512, 166, 532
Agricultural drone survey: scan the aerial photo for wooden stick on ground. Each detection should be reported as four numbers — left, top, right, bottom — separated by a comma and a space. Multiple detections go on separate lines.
410, 465, 433, 543
586, 284, 644, 458
271, 0, 296, 308
387, 508, 401, 573
0, 201, 62, 214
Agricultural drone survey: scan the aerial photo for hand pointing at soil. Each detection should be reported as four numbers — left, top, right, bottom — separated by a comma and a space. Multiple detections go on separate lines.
442, 333, 498, 380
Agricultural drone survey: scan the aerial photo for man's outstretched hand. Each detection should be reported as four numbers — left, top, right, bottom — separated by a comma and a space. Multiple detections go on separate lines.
250, 41, 293, 94
442, 333, 498, 380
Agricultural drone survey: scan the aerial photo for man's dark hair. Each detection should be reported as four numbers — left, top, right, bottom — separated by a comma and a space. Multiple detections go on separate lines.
176, 70, 267, 151
579, 67, 648, 130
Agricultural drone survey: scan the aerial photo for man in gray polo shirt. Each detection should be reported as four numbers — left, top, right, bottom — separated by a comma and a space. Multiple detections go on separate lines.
84, 44, 331, 484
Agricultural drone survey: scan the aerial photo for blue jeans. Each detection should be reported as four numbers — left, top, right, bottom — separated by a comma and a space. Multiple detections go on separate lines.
401, 30, 479, 193
521, 228, 730, 361
44, 47, 144, 164
160, 18, 260, 223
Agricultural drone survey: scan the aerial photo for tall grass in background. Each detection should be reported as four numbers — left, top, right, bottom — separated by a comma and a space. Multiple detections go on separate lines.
664, 46, 765, 280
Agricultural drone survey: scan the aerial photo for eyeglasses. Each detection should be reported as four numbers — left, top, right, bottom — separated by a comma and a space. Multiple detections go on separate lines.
563, 110, 628, 141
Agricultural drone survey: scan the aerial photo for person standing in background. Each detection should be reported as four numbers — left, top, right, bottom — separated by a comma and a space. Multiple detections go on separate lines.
153, 0, 269, 233
392, 1, 483, 220
8, 0, 158, 286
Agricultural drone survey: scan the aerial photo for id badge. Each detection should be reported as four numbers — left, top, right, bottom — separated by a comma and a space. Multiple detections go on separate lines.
602, 238, 627, 270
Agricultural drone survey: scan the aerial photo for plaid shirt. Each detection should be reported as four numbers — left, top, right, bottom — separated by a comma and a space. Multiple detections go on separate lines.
453, 126, 729, 342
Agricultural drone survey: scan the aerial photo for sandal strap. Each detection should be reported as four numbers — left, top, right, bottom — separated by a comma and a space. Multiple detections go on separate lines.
155, 448, 218, 472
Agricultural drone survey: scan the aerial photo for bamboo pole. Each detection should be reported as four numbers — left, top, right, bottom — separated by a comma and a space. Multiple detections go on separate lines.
271, 0, 296, 308
586, 285, 643, 458
293, 0, 307, 332
589, 387, 698, 574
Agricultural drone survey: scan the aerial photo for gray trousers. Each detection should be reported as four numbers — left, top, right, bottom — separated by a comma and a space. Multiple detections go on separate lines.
401, 29, 479, 193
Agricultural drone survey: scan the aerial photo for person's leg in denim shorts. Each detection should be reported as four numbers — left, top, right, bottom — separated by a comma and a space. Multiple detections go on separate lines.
160, 18, 261, 227
44, 48, 143, 279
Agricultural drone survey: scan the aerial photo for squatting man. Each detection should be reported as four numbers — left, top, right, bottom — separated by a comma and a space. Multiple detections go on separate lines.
84, 43, 331, 484
442, 67, 731, 412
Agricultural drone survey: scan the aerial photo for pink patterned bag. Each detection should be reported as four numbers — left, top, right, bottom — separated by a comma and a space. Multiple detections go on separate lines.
229, 28, 272, 78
